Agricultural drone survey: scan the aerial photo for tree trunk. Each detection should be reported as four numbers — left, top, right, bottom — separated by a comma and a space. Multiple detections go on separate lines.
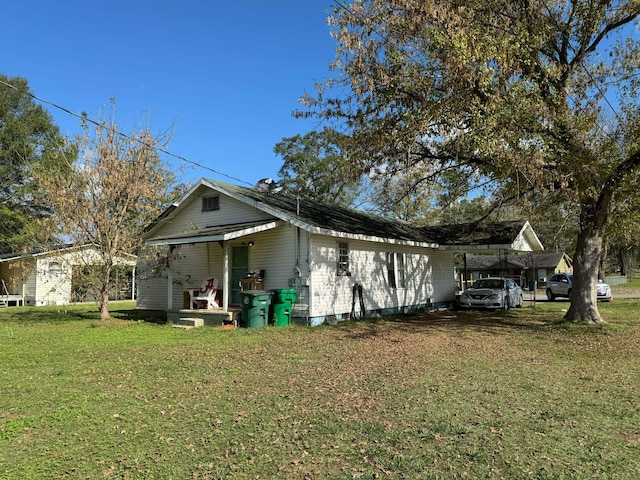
98, 266, 112, 320
599, 242, 607, 280
99, 288, 110, 320
564, 200, 609, 323
618, 247, 626, 276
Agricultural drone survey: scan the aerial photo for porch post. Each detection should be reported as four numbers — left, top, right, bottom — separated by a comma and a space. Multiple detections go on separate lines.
223, 241, 229, 312
463, 253, 468, 291
167, 245, 174, 309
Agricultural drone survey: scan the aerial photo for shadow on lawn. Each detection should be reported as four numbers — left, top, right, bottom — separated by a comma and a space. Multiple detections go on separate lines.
109, 306, 166, 323
0, 302, 160, 324
409, 309, 552, 330
338, 308, 556, 339
1, 306, 99, 323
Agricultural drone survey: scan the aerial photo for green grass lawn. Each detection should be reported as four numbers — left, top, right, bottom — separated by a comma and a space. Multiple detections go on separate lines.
1, 300, 639, 479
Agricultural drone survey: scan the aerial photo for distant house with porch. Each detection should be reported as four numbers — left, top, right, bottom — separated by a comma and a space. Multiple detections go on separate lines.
460, 252, 572, 289
0, 245, 137, 307
137, 179, 544, 326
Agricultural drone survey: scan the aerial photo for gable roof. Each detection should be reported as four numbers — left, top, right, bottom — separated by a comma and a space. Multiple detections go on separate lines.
419, 221, 543, 251
144, 179, 544, 252
465, 252, 570, 270
213, 181, 441, 246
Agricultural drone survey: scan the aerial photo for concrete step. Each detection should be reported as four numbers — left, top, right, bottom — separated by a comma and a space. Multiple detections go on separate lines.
173, 317, 205, 329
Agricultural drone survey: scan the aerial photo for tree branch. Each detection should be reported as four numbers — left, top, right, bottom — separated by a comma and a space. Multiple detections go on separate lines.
571, 6, 640, 67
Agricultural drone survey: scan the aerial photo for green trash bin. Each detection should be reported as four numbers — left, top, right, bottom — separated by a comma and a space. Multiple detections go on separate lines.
270, 288, 297, 327
240, 290, 272, 328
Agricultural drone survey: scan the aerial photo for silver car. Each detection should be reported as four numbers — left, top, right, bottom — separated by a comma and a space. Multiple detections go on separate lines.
546, 273, 612, 301
460, 277, 524, 310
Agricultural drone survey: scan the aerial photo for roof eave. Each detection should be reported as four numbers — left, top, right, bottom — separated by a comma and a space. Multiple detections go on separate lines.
439, 243, 519, 252
0, 244, 138, 263
145, 221, 282, 246
312, 227, 439, 248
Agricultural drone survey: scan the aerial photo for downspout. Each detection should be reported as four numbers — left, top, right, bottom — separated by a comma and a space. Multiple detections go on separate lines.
296, 226, 300, 270
463, 253, 468, 291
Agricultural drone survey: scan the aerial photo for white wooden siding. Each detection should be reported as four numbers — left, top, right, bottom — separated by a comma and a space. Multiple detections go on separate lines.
165, 226, 298, 307
151, 185, 273, 239
308, 234, 455, 318
137, 224, 306, 309
23, 260, 37, 305
136, 245, 171, 310
242, 225, 297, 290
25, 265, 37, 305
137, 242, 225, 311
138, 223, 457, 318
34, 257, 73, 306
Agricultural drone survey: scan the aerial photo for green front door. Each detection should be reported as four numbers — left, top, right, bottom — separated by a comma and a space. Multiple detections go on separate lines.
231, 246, 249, 304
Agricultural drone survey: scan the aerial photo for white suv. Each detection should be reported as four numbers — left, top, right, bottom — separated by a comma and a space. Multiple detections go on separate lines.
546, 273, 612, 302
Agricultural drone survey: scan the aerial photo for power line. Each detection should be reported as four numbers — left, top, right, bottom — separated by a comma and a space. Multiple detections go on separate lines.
0, 78, 253, 186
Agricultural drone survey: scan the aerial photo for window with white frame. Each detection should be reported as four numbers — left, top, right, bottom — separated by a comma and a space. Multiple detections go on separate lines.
387, 252, 406, 288
337, 242, 350, 275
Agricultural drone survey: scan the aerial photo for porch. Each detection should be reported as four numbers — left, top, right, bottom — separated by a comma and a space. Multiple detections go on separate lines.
0, 294, 24, 307
147, 220, 286, 315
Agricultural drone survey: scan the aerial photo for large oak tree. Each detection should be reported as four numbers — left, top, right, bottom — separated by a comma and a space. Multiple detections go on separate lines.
303, 0, 640, 323
274, 128, 366, 206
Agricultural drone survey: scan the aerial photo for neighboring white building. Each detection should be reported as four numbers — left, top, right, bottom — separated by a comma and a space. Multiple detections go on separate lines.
138, 179, 543, 326
0, 245, 137, 306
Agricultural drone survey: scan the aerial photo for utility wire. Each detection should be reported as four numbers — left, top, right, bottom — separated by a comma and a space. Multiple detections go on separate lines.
0, 78, 253, 186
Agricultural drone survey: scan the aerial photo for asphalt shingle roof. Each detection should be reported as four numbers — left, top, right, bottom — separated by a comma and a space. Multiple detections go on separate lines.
465, 252, 568, 270
211, 180, 532, 248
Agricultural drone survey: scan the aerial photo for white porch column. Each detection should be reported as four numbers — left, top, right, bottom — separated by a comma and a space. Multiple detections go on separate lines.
223, 241, 229, 312
167, 245, 174, 309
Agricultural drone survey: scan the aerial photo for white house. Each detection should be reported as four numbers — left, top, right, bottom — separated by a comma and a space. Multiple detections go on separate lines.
0, 245, 137, 307
138, 179, 544, 326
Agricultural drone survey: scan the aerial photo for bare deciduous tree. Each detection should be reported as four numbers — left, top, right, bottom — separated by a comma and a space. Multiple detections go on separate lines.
38, 120, 178, 319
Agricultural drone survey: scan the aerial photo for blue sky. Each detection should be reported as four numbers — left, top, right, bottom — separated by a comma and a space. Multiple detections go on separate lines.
2, 1, 337, 187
